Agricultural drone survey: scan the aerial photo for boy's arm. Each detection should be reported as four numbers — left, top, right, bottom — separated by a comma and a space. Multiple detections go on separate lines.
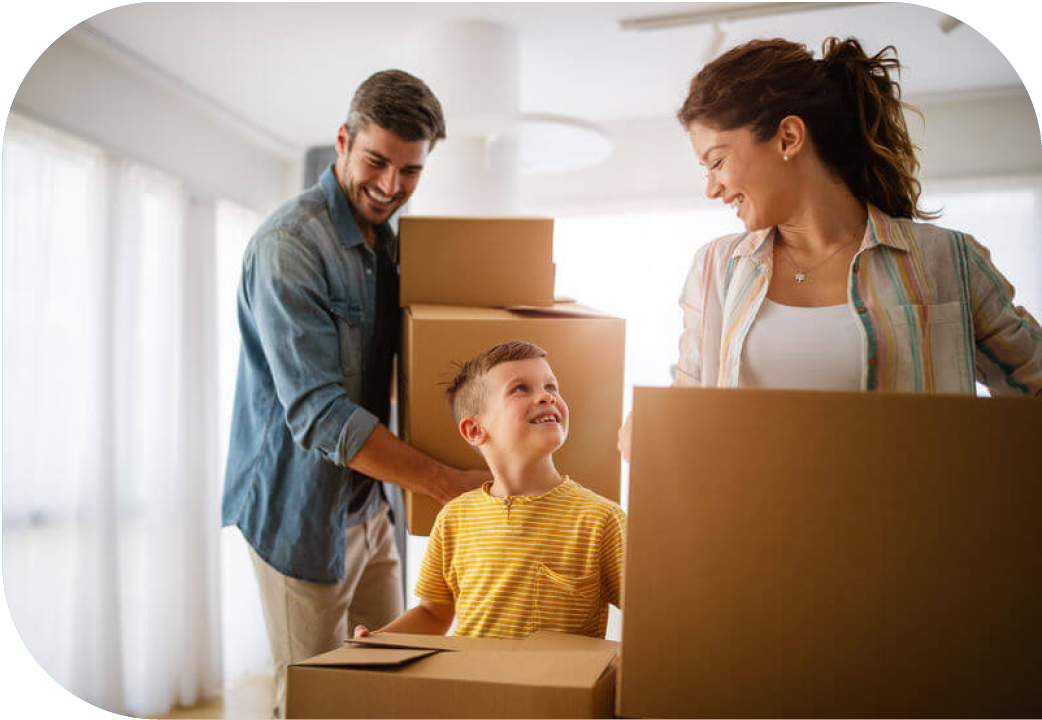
354, 599, 455, 637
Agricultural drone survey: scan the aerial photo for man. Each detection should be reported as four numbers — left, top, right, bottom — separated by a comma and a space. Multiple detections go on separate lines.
222, 70, 485, 716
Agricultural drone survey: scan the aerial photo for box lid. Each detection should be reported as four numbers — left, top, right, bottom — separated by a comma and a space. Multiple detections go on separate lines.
294, 646, 438, 668
342, 631, 618, 687
406, 302, 618, 322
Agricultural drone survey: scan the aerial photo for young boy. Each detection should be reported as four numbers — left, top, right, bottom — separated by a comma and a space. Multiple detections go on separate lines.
355, 340, 625, 639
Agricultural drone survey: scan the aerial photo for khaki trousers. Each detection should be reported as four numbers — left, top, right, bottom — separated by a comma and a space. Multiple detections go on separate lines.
249, 504, 403, 718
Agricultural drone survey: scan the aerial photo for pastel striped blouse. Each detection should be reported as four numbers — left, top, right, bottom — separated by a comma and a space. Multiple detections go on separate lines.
677, 204, 1042, 395
414, 477, 626, 639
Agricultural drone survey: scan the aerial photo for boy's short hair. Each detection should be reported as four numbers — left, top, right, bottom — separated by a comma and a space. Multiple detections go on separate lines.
446, 341, 548, 423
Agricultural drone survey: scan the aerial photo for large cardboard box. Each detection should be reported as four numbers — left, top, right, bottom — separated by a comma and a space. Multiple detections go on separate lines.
619, 387, 1042, 718
399, 216, 554, 308
400, 302, 625, 535
286, 630, 618, 718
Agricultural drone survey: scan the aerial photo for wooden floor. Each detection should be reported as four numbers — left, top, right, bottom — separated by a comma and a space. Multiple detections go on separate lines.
155, 672, 275, 719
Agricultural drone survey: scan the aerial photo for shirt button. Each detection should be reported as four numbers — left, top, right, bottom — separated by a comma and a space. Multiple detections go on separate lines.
868, 356, 878, 367
366, 267, 372, 275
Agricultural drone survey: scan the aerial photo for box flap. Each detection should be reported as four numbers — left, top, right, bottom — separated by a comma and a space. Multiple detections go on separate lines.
391, 650, 618, 688
349, 632, 523, 653
406, 302, 619, 322
519, 630, 619, 653
506, 302, 614, 319
293, 646, 438, 668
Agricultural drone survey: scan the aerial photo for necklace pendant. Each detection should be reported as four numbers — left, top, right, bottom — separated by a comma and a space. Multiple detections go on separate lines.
794, 270, 807, 284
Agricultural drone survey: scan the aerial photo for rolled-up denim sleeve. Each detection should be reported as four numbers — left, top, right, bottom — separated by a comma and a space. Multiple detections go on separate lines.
243, 228, 378, 465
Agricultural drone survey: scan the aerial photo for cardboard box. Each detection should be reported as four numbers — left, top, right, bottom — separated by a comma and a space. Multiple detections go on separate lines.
399, 302, 625, 535
286, 631, 618, 718
399, 216, 555, 308
619, 387, 1042, 718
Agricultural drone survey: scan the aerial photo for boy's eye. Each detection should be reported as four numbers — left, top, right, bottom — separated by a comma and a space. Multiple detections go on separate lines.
511, 384, 527, 394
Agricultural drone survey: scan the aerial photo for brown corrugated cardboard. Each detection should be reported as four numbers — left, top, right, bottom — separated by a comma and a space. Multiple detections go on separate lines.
399, 302, 625, 535
286, 631, 618, 719
399, 216, 554, 308
619, 387, 1042, 718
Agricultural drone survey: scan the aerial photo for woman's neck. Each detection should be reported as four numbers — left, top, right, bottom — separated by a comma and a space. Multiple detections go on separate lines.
777, 177, 868, 254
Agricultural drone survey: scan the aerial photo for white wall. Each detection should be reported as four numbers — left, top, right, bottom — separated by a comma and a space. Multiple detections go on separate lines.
520, 89, 1042, 216
11, 28, 297, 215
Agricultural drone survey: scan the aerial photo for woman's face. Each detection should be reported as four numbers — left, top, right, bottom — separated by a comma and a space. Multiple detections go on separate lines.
688, 121, 791, 232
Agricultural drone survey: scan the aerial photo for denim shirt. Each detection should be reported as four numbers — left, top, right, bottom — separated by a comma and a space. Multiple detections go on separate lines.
222, 165, 401, 582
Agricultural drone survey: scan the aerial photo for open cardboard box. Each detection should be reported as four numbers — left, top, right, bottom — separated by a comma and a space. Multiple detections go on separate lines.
399, 216, 555, 308
399, 302, 625, 535
286, 630, 618, 718
619, 387, 1042, 718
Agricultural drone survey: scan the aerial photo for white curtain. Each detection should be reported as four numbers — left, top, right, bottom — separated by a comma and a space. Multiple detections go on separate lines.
2, 113, 223, 716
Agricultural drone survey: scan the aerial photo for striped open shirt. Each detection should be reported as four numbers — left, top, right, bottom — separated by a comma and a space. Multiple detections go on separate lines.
414, 477, 626, 639
678, 204, 1042, 395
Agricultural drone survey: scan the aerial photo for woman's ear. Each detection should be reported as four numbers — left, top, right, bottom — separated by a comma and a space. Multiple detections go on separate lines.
459, 417, 488, 447
776, 115, 807, 160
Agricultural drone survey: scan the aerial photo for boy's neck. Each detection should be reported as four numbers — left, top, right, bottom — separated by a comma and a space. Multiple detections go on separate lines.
486, 454, 563, 498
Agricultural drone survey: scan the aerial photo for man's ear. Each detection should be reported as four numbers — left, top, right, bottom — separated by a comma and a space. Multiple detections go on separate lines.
336, 123, 351, 159
459, 417, 488, 447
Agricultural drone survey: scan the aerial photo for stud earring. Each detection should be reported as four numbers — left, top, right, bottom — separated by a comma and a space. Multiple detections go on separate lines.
783, 154, 790, 162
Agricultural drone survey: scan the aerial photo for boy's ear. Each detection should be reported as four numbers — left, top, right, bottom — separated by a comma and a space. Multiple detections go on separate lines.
459, 417, 488, 447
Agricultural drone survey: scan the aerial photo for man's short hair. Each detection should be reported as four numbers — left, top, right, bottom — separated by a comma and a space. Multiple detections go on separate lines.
346, 69, 447, 148
446, 341, 548, 423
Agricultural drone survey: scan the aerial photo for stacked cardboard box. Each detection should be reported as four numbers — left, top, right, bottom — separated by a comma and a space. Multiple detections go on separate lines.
396, 216, 625, 535
619, 387, 1042, 718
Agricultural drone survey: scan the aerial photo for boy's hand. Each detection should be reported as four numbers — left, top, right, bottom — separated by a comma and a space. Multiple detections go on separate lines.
617, 412, 633, 464
353, 624, 370, 638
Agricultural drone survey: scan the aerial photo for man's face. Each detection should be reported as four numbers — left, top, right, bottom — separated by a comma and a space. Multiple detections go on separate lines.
335, 123, 430, 228
473, 357, 570, 458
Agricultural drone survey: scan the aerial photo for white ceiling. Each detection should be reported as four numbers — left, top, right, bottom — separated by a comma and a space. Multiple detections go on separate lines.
79, 2, 1023, 156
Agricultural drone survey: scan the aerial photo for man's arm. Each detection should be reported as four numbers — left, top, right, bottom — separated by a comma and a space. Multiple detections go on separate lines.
354, 599, 455, 637
245, 231, 488, 502
349, 424, 488, 505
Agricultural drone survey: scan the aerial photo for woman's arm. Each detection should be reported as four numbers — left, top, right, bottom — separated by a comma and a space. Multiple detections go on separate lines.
965, 234, 1042, 397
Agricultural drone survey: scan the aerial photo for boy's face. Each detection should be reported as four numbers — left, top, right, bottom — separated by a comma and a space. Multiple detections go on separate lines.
466, 357, 569, 457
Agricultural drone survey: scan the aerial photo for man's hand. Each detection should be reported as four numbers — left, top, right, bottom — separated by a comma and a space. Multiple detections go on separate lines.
617, 411, 633, 464
436, 467, 491, 506
349, 424, 489, 504
353, 625, 370, 639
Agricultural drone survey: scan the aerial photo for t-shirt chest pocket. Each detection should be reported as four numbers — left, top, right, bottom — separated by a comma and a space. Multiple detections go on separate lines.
535, 563, 601, 635
327, 300, 367, 383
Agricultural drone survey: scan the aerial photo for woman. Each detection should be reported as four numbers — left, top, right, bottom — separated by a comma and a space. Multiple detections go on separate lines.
619, 37, 1041, 459
678, 36, 1041, 394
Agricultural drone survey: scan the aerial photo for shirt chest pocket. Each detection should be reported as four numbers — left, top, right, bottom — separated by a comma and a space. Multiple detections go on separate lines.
883, 301, 971, 393
535, 563, 601, 636
328, 300, 367, 383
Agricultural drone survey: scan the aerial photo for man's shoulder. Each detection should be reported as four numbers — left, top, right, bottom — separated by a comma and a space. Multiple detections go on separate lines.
251, 183, 333, 249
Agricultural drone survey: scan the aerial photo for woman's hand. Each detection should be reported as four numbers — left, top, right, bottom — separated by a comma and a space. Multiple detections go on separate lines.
353, 625, 370, 639
617, 412, 633, 464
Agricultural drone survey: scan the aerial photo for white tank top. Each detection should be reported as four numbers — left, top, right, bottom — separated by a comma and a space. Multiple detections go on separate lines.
738, 299, 862, 390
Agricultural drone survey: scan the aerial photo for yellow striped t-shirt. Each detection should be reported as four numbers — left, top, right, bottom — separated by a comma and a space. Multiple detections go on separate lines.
414, 477, 626, 639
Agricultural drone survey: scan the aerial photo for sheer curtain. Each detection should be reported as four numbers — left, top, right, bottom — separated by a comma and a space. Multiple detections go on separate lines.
2, 113, 223, 716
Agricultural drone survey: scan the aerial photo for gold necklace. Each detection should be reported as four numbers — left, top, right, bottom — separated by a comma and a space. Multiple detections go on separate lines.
778, 237, 860, 284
